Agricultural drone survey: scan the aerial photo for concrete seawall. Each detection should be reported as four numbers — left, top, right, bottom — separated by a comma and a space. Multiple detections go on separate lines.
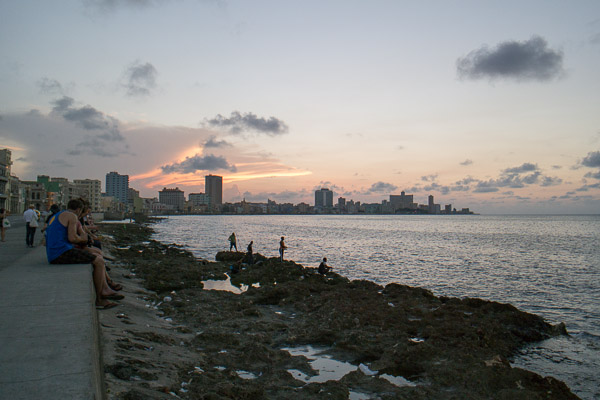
0, 218, 104, 399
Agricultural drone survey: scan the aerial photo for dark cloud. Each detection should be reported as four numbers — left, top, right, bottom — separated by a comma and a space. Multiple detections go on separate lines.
37, 78, 64, 95
123, 61, 157, 97
50, 96, 128, 157
473, 182, 500, 193
503, 162, 538, 174
460, 159, 473, 166
581, 151, 600, 168
204, 135, 232, 148
84, 0, 159, 12
457, 36, 564, 81
366, 181, 398, 193
584, 171, 600, 180
421, 174, 438, 182
161, 154, 236, 174
205, 111, 289, 136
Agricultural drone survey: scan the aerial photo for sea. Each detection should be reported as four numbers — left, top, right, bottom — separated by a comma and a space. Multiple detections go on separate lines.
151, 214, 600, 399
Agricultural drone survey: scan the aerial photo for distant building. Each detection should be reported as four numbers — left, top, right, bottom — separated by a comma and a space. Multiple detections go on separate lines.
389, 191, 415, 211
105, 171, 129, 204
205, 175, 223, 207
159, 187, 185, 212
0, 149, 12, 210
189, 192, 210, 206
315, 188, 333, 210
74, 179, 102, 211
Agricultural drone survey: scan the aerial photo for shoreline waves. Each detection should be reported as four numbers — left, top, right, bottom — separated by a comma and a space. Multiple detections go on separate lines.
98, 220, 579, 399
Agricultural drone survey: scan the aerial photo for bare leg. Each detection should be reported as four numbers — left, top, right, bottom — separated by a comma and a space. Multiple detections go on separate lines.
91, 255, 118, 306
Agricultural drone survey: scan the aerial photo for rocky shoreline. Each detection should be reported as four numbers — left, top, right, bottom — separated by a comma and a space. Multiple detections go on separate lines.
98, 220, 578, 399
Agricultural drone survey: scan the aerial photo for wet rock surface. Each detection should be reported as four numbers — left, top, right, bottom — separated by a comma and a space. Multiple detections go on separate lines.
99, 221, 578, 399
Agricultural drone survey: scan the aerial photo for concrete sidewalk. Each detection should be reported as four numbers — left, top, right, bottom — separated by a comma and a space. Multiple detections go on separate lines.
0, 218, 104, 399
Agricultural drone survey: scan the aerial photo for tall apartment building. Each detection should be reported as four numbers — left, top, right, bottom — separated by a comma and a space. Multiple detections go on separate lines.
74, 179, 102, 211
0, 149, 12, 210
205, 175, 223, 207
159, 187, 185, 211
106, 171, 129, 204
315, 188, 333, 209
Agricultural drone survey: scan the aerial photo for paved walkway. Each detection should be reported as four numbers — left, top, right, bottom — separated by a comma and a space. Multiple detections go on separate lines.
0, 217, 104, 399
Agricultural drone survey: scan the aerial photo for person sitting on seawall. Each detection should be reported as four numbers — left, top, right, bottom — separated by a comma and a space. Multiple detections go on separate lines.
318, 257, 332, 275
0, 207, 8, 242
40, 204, 60, 246
45, 198, 122, 309
23, 204, 39, 248
75, 199, 123, 292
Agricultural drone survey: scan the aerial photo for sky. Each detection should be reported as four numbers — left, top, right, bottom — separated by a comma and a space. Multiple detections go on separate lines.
1, 0, 599, 214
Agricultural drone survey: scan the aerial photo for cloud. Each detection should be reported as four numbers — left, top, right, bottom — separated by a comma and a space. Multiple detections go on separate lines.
581, 151, 600, 168
457, 36, 564, 81
161, 154, 237, 174
205, 111, 289, 136
421, 174, 438, 182
123, 61, 158, 97
366, 181, 398, 193
37, 78, 64, 95
204, 135, 232, 148
584, 171, 600, 180
503, 162, 538, 174
49, 96, 129, 157
460, 159, 473, 166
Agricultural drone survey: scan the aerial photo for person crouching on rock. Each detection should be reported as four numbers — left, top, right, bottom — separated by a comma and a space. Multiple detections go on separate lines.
318, 257, 332, 275
45, 199, 122, 310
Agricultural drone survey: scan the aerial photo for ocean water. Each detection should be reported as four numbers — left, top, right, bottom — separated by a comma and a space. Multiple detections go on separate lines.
151, 214, 600, 399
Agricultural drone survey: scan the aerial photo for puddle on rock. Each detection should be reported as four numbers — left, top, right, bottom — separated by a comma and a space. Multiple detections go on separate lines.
283, 345, 417, 389
283, 345, 357, 383
236, 370, 258, 380
201, 274, 249, 294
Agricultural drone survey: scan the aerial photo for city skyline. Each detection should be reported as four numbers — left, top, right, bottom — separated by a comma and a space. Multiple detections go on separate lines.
1, 1, 600, 214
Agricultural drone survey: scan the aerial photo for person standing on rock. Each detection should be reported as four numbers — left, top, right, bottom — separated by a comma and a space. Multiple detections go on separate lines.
246, 240, 254, 264
228, 232, 237, 251
279, 236, 287, 262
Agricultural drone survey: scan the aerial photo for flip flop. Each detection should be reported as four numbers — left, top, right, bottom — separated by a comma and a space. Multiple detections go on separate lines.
102, 294, 125, 300
96, 301, 118, 310
108, 282, 123, 291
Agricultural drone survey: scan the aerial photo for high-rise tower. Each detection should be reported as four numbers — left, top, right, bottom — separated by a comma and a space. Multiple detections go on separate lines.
205, 174, 223, 206
105, 171, 129, 204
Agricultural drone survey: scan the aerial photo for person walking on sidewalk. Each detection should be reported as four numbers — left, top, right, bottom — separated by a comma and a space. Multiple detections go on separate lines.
23, 205, 39, 248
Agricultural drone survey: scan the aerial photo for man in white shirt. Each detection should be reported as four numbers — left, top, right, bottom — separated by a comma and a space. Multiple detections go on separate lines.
23, 205, 38, 248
